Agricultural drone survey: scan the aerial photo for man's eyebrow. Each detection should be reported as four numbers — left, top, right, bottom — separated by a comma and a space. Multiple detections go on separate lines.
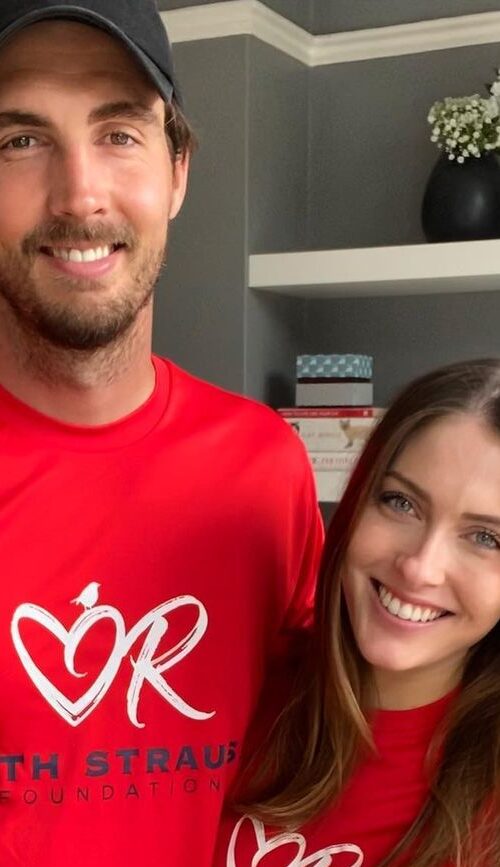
384, 470, 430, 503
88, 101, 161, 127
0, 103, 161, 130
0, 110, 50, 129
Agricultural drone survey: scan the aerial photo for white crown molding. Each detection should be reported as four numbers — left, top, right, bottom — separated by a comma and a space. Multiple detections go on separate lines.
312, 11, 500, 65
162, 2, 500, 66
161, 1, 311, 64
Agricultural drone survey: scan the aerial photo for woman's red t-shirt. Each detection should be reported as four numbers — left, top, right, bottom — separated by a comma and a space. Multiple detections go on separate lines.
215, 692, 455, 867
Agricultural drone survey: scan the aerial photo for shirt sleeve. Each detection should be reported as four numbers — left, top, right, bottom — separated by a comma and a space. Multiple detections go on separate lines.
280, 435, 324, 641
251, 439, 324, 743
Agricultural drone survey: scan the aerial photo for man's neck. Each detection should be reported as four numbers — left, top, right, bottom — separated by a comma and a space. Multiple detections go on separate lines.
0, 308, 157, 426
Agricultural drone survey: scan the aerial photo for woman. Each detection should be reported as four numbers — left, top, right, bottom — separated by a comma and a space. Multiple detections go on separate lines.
216, 358, 500, 867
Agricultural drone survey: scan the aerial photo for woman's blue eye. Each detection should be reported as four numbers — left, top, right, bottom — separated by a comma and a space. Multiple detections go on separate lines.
380, 491, 413, 513
472, 529, 500, 550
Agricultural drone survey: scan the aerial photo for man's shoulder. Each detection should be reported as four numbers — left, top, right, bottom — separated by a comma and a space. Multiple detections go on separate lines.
166, 359, 300, 445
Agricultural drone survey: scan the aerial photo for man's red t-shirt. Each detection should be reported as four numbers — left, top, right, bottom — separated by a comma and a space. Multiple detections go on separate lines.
216, 692, 454, 867
0, 357, 323, 867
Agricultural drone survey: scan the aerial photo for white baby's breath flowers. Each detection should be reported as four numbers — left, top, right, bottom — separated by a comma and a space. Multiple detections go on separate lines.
490, 80, 500, 100
427, 92, 500, 161
487, 96, 500, 118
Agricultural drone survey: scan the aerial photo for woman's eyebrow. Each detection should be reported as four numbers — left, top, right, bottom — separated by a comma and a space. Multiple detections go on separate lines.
386, 470, 500, 526
461, 511, 500, 527
384, 470, 430, 502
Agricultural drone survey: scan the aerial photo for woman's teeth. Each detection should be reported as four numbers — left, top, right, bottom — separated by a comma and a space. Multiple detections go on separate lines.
377, 582, 446, 623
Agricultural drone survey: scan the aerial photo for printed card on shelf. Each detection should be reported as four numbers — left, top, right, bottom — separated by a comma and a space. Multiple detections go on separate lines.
309, 451, 359, 472
280, 411, 382, 453
314, 469, 350, 503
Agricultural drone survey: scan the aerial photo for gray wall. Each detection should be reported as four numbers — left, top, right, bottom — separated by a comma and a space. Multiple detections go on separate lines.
307, 43, 500, 249
303, 290, 500, 407
257, 0, 312, 30
159, 0, 313, 30
312, 0, 500, 33
155, 33, 311, 403
154, 34, 309, 401
304, 39, 500, 404
153, 37, 249, 393
245, 38, 309, 403
155, 4, 500, 407
248, 40, 309, 254
161, 0, 500, 34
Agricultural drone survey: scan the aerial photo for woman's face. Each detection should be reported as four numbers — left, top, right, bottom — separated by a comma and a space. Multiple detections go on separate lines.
342, 413, 500, 706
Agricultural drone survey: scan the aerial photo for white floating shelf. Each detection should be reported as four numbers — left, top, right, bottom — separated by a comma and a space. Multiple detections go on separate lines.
249, 239, 500, 298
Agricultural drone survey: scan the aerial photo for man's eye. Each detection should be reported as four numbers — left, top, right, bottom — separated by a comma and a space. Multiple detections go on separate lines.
379, 491, 414, 514
470, 529, 500, 550
107, 132, 135, 146
3, 135, 37, 150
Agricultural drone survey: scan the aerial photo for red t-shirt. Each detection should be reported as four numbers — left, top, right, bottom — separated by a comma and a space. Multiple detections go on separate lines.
0, 357, 323, 867
216, 692, 455, 867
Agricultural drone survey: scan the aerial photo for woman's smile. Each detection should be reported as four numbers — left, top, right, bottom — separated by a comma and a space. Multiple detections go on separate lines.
342, 413, 500, 706
371, 578, 452, 625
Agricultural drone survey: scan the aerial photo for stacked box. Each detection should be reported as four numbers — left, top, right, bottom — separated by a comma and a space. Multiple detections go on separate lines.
281, 355, 383, 503
296, 354, 373, 407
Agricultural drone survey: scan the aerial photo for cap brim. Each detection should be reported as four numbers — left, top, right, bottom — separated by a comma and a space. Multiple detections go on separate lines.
0, 6, 175, 104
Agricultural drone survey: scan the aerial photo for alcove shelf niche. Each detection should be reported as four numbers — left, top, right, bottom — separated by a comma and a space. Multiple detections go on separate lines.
249, 239, 500, 299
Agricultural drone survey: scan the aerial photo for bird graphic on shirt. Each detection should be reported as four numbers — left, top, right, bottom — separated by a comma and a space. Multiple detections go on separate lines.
71, 582, 101, 610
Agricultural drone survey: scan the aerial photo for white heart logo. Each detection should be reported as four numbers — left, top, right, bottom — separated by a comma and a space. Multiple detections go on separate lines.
226, 815, 364, 867
11, 603, 126, 727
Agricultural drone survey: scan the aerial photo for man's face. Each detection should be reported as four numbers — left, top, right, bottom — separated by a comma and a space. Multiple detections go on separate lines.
0, 21, 188, 350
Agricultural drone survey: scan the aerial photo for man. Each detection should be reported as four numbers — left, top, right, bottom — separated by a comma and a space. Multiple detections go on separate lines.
0, 2, 323, 865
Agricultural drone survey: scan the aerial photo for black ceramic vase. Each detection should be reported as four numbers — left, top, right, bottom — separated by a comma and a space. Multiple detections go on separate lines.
421, 152, 500, 242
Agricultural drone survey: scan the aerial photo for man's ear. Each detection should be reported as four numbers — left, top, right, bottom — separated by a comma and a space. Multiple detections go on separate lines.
169, 153, 190, 220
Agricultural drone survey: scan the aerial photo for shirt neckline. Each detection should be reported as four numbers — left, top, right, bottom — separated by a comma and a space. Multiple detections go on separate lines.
371, 689, 458, 745
0, 354, 171, 452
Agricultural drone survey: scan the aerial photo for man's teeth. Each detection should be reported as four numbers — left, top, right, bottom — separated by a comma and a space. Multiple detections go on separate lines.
52, 246, 112, 263
377, 583, 445, 623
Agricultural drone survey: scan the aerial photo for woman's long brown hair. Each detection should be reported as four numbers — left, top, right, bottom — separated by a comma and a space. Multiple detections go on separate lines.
235, 358, 500, 867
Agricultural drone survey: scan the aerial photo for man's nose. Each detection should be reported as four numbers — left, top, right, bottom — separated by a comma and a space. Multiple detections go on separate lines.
46, 145, 110, 220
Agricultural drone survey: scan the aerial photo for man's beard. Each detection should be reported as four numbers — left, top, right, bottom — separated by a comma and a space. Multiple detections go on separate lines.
0, 220, 166, 352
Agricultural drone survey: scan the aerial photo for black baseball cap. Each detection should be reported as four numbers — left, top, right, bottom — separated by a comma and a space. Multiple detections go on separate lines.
0, 0, 181, 104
